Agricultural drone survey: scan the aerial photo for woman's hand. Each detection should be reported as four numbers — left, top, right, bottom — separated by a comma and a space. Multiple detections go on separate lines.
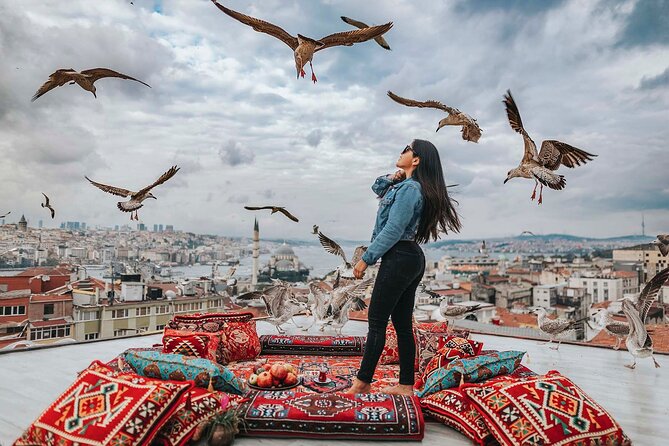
353, 260, 368, 279
391, 169, 406, 182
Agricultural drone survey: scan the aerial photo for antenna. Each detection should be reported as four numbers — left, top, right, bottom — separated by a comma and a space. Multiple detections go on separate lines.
641, 214, 645, 237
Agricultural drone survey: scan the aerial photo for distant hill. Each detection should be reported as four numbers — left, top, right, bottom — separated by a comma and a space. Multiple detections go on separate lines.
426, 234, 654, 248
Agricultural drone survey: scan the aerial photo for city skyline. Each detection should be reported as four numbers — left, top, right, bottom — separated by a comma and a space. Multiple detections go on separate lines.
0, 0, 667, 240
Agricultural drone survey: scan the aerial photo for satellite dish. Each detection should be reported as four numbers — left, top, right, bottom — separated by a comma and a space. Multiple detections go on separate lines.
165, 290, 176, 300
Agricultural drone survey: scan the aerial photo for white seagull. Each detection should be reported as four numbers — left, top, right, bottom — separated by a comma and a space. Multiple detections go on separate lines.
532, 307, 588, 351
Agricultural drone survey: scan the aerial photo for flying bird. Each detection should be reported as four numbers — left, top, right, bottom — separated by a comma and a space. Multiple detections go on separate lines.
211, 1, 392, 83
519, 230, 535, 236
340, 16, 391, 50
655, 234, 669, 256
0, 211, 10, 219
502, 90, 597, 204
244, 206, 299, 222
532, 307, 588, 351
31, 68, 150, 102
312, 224, 319, 235
86, 165, 180, 221
621, 267, 669, 368
316, 229, 366, 279
308, 279, 372, 335
41, 193, 55, 219
387, 91, 482, 143
259, 282, 308, 333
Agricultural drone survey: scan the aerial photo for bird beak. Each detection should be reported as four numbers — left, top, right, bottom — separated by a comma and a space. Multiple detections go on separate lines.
503, 178, 509, 184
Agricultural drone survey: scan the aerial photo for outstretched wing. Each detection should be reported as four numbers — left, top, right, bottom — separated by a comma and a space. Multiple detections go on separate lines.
85, 176, 132, 197
277, 207, 299, 222
244, 206, 273, 211
658, 235, 669, 256
80, 68, 150, 88
31, 69, 77, 102
538, 140, 596, 171
503, 90, 538, 163
638, 267, 669, 323
138, 165, 180, 196
0, 211, 10, 218
340, 16, 391, 50
387, 90, 456, 114
315, 22, 393, 51
318, 231, 348, 264
211, 1, 298, 49
41, 193, 50, 207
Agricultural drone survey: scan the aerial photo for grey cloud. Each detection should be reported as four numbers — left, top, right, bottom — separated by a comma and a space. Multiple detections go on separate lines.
260, 189, 275, 199
617, 0, 669, 47
639, 67, 669, 90
306, 129, 323, 147
218, 140, 255, 166
227, 194, 250, 204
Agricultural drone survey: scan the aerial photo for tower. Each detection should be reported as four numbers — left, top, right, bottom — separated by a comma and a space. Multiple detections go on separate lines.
641, 214, 645, 237
18, 214, 27, 232
251, 218, 259, 290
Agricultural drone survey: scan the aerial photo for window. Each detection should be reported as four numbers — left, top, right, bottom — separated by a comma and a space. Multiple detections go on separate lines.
78, 310, 100, 321
84, 333, 99, 341
137, 326, 148, 333
6, 326, 23, 334
30, 324, 71, 340
2, 305, 26, 316
156, 324, 165, 331
137, 307, 150, 316
43, 304, 54, 315
156, 305, 170, 314
111, 309, 129, 319
113, 329, 126, 337
603, 290, 609, 300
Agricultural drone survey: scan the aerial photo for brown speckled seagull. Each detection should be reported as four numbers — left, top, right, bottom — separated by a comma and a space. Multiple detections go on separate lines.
387, 91, 482, 143
594, 308, 629, 350
86, 165, 180, 221
244, 206, 299, 222
41, 193, 55, 219
31, 68, 150, 102
503, 90, 597, 204
341, 16, 391, 50
532, 307, 588, 350
211, 1, 392, 83
655, 234, 669, 256
316, 229, 367, 280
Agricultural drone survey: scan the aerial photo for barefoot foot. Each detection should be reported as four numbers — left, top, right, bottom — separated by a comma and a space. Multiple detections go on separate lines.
381, 384, 414, 396
344, 378, 371, 395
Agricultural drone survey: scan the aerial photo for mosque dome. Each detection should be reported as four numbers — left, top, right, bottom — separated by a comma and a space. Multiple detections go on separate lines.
274, 244, 295, 256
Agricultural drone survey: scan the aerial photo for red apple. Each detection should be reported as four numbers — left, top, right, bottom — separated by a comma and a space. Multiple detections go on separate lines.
262, 364, 272, 372
270, 363, 288, 380
256, 371, 273, 388
272, 377, 281, 386
284, 372, 298, 386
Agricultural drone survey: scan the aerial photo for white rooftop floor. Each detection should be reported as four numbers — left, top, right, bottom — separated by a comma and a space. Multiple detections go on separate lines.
0, 319, 666, 446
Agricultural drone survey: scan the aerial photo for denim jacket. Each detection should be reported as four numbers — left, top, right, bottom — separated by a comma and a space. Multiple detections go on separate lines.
361, 174, 424, 265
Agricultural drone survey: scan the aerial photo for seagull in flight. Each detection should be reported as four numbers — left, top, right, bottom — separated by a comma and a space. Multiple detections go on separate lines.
502, 90, 597, 204
31, 68, 150, 102
315, 229, 366, 280
387, 91, 482, 143
86, 165, 180, 221
621, 267, 669, 369
655, 234, 669, 256
341, 16, 391, 50
211, 1, 392, 83
41, 193, 55, 219
244, 206, 299, 222
0, 211, 10, 219
519, 231, 535, 236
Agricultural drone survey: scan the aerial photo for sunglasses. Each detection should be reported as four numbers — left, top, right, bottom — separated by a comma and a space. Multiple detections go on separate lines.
401, 145, 415, 155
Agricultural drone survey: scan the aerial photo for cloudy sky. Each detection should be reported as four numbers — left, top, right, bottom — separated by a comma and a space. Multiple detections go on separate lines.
0, 0, 667, 241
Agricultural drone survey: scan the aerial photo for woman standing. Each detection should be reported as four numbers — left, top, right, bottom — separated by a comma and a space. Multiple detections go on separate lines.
346, 139, 461, 395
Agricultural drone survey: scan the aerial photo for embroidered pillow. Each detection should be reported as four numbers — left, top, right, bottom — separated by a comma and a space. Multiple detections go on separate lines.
154, 387, 230, 446
416, 350, 526, 398
162, 329, 220, 362
421, 345, 475, 382
237, 391, 424, 440
420, 365, 538, 446
123, 349, 247, 395
379, 324, 401, 364
259, 334, 366, 356
14, 360, 191, 446
168, 311, 254, 332
379, 323, 471, 365
463, 370, 631, 446
415, 331, 483, 374
218, 320, 261, 363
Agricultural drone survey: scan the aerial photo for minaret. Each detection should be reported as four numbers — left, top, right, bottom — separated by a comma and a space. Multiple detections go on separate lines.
641, 214, 645, 237
251, 218, 259, 290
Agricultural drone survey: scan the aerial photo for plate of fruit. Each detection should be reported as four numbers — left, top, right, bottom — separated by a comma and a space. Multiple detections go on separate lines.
247, 362, 301, 391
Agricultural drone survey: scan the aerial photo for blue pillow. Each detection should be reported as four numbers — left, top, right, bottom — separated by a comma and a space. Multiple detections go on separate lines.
416, 350, 525, 398
123, 349, 247, 395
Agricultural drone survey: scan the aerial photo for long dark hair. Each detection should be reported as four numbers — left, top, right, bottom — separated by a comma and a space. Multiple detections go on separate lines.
409, 139, 462, 243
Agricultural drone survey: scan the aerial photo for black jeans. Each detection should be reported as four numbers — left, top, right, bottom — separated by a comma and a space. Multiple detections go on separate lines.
357, 241, 425, 385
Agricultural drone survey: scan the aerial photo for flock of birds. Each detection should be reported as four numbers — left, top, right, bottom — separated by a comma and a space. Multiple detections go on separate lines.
3, 2, 667, 369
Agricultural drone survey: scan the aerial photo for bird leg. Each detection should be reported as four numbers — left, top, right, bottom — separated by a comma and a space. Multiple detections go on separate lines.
530, 181, 538, 201
624, 361, 636, 369
549, 339, 562, 351
538, 184, 544, 205
613, 338, 621, 350
309, 61, 317, 83
300, 68, 306, 78
653, 356, 661, 368
276, 324, 285, 334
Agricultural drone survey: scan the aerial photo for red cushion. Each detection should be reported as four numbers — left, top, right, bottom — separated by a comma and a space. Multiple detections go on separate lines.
219, 320, 261, 363
162, 329, 220, 362
259, 334, 366, 356
380, 322, 471, 366
14, 360, 192, 446
154, 387, 230, 446
416, 333, 483, 376
168, 311, 254, 332
238, 391, 424, 440
462, 370, 631, 446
